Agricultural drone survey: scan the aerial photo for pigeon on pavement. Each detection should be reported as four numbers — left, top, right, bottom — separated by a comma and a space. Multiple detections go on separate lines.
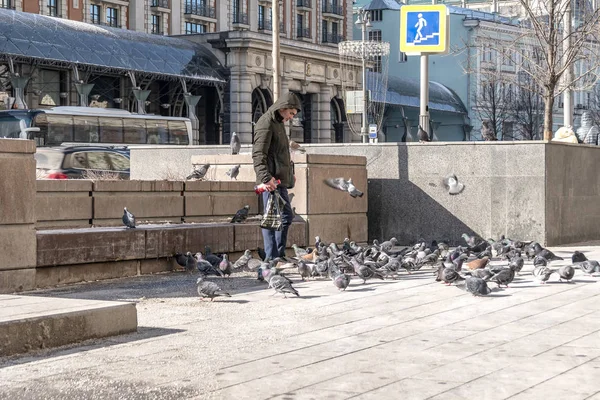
231, 205, 250, 223
332, 272, 351, 291
197, 277, 231, 301
463, 276, 493, 296
226, 164, 240, 180
269, 274, 300, 297
219, 254, 233, 277
187, 163, 210, 180
556, 265, 575, 282
230, 132, 241, 155
122, 207, 136, 228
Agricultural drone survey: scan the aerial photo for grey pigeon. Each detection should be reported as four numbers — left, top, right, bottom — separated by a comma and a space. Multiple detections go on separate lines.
297, 260, 312, 281
469, 268, 493, 281
535, 267, 555, 284
443, 174, 465, 195
350, 258, 384, 284
187, 163, 210, 180
230, 132, 241, 155
231, 205, 250, 223
289, 140, 307, 153
269, 275, 299, 297
575, 260, 600, 275
233, 250, 253, 269
442, 267, 464, 285
184, 251, 196, 274
292, 244, 308, 258
218, 254, 233, 277
122, 207, 136, 228
489, 266, 515, 288
346, 179, 364, 198
463, 276, 492, 296
332, 272, 350, 291
324, 177, 364, 198
556, 265, 575, 282
197, 277, 231, 301
226, 164, 240, 180
195, 253, 224, 277
572, 251, 587, 263
418, 125, 430, 142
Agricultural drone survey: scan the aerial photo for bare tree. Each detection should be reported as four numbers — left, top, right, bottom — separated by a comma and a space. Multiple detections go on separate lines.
515, 0, 600, 140
471, 69, 513, 140
505, 72, 545, 140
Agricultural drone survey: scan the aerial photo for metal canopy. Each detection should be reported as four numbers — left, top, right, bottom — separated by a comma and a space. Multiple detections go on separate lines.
370, 73, 468, 114
0, 9, 226, 85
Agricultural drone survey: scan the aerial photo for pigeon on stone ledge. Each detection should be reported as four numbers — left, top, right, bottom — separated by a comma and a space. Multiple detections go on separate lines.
226, 164, 240, 180
230, 132, 241, 155
186, 163, 210, 180
122, 207, 136, 228
231, 205, 250, 223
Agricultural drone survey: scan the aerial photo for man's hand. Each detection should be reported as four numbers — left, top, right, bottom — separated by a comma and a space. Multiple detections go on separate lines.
257, 177, 278, 192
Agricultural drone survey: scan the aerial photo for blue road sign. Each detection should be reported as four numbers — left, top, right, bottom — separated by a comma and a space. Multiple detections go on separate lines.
400, 5, 448, 54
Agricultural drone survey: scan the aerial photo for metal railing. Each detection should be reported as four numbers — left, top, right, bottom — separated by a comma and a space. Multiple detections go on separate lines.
258, 19, 285, 32
184, 4, 216, 18
296, 0, 311, 8
297, 27, 311, 38
322, 3, 343, 15
232, 12, 248, 24
151, 0, 169, 8
322, 33, 343, 44
0, 1, 15, 9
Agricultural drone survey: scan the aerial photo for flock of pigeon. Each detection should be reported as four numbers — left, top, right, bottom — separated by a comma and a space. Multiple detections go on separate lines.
167, 232, 600, 301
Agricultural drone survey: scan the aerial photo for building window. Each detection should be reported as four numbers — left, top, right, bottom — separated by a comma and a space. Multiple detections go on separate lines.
185, 22, 206, 34
332, 21, 338, 37
258, 5, 265, 29
90, 4, 101, 24
368, 29, 381, 41
1, 0, 15, 9
106, 7, 118, 27
48, 0, 58, 16
297, 13, 309, 38
232, 0, 248, 24
370, 9, 382, 22
151, 14, 162, 34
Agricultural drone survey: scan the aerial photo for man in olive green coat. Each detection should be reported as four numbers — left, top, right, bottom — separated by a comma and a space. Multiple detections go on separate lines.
252, 92, 302, 261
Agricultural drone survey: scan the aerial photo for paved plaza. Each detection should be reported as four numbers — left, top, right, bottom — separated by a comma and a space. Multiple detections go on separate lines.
1, 244, 600, 400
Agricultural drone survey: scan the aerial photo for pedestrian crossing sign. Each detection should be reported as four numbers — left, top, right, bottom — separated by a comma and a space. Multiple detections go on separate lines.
400, 5, 449, 55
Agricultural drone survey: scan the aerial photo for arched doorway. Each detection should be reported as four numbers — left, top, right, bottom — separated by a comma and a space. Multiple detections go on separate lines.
331, 98, 346, 143
251, 88, 272, 141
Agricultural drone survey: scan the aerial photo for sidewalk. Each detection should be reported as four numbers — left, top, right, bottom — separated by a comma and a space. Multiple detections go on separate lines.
1, 244, 599, 400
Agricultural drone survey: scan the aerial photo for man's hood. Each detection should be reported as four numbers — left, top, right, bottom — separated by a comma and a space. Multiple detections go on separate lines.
268, 92, 302, 113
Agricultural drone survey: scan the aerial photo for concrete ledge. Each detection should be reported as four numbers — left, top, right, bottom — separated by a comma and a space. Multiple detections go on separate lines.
0, 295, 137, 357
37, 228, 146, 267
36, 261, 139, 287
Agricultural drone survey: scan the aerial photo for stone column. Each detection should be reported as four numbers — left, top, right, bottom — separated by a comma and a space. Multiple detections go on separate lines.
171, 0, 181, 34
0, 139, 37, 293
216, 0, 229, 30
315, 84, 332, 143
229, 53, 253, 143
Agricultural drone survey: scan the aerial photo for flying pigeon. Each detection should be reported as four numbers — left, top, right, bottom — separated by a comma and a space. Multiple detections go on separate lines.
187, 163, 210, 180
289, 140, 307, 153
230, 131, 241, 155
230, 205, 250, 223
443, 174, 465, 195
226, 164, 240, 180
324, 177, 364, 198
197, 277, 231, 301
122, 207, 136, 228
418, 125, 430, 142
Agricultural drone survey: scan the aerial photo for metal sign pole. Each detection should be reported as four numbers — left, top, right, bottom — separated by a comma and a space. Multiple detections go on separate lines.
419, 54, 429, 136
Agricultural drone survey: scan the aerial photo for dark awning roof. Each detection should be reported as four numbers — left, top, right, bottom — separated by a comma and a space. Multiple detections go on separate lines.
0, 9, 226, 85
369, 73, 468, 114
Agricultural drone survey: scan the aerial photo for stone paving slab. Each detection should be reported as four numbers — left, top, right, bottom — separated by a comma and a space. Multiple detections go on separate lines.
0, 244, 599, 399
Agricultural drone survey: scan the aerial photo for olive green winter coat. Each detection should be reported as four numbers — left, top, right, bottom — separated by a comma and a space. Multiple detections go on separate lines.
252, 92, 302, 188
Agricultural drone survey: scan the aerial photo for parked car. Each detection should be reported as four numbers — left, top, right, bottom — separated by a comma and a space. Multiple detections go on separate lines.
35, 146, 130, 179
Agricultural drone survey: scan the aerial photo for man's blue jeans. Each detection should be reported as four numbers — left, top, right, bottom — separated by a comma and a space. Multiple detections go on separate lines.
261, 186, 294, 260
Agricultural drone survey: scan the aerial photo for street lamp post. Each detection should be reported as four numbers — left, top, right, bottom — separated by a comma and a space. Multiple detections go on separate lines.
355, 9, 372, 143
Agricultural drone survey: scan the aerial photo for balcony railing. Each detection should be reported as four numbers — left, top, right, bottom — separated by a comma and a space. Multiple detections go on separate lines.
151, 0, 169, 8
297, 27, 311, 38
296, 0, 311, 8
184, 4, 216, 18
322, 3, 343, 15
258, 18, 285, 32
233, 12, 249, 24
322, 33, 343, 44
0, 1, 15, 9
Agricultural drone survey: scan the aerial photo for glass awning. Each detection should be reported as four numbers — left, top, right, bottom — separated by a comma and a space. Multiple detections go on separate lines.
0, 9, 226, 85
